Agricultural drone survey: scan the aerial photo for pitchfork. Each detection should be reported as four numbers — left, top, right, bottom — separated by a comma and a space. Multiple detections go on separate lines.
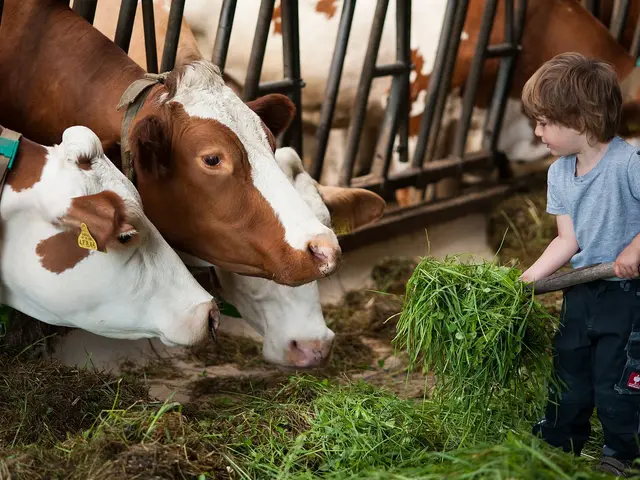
528, 262, 626, 294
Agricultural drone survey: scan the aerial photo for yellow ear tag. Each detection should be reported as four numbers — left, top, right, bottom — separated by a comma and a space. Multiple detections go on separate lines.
332, 218, 352, 236
77, 223, 98, 251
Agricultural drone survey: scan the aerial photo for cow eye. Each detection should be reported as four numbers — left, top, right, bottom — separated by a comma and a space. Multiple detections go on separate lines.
203, 155, 221, 167
118, 232, 136, 244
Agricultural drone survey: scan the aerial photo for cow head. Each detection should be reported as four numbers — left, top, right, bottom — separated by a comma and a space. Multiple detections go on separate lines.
214, 147, 385, 368
1, 126, 218, 346
128, 60, 341, 287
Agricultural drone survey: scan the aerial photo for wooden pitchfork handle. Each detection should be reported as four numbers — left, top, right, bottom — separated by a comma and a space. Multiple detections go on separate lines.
528, 262, 616, 294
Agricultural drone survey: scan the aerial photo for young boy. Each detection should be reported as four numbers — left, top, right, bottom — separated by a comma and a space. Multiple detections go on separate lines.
520, 52, 640, 477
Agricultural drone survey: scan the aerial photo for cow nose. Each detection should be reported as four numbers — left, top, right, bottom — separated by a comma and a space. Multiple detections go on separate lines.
308, 234, 341, 276
287, 333, 336, 368
208, 301, 220, 343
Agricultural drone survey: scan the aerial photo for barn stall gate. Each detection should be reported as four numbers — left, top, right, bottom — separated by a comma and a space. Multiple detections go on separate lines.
582, 0, 640, 55
8, 0, 534, 254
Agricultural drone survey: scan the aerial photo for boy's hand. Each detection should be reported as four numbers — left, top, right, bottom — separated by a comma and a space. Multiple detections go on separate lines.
519, 271, 534, 283
614, 242, 640, 278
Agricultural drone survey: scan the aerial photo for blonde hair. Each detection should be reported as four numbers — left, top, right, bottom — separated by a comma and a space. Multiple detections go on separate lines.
521, 52, 622, 142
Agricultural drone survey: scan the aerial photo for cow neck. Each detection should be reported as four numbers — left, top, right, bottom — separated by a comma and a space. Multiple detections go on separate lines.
0, 127, 46, 200
194, 267, 242, 319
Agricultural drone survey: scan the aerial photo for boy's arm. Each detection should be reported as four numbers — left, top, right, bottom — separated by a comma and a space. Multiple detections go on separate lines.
520, 214, 579, 283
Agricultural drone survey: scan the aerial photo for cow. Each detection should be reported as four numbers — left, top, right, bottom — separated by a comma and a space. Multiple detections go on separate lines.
174, 0, 640, 187
0, 0, 342, 288
0, 124, 219, 347
88, 2, 388, 367
209, 146, 385, 368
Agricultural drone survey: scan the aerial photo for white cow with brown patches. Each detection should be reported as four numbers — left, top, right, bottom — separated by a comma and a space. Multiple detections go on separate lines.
0, 125, 219, 347
211, 147, 385, 368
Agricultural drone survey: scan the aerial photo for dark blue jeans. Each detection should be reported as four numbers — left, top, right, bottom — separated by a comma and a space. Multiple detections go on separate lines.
533, 279, 640, 461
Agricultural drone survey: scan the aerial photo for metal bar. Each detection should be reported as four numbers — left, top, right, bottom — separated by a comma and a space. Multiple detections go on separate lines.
337, 183, 517, 252
375, 77, 406, 197
352, 150, 492, 198
486, 43, 519, 57
160, 0, 186, 72
610, 0, 630, 42
483, 0, 527, 172
412, 0, 467, 169
114, 0, 138, 54
212, 0, 238, 72
141, 0, 159, 73
452, 0, 499, 159
310, 0, 357, 180
373, 62, 412, 77
280, 0, 303, 153
257, 79, 297, 95
583, 0, 599, 18
243, 0, 276, 100
395, 0, 412, 167
504, 0, 514, 43
340, 0, 391, 186
631, 12, 640, 56
72, 0, 98, 24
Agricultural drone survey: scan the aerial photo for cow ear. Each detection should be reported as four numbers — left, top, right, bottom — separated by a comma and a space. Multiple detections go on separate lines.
247, 93, 296, 138
316, 185, 386, 235
129, 115, 172, 178
38, 191, 139, 273
58, 191, 139, 252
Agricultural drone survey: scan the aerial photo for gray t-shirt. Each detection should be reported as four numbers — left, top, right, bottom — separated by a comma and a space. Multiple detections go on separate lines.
547, 136, 640, 269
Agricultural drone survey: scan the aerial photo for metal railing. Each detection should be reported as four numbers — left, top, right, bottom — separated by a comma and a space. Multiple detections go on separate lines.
70, 0, 529, 251
582, 0, 640, 56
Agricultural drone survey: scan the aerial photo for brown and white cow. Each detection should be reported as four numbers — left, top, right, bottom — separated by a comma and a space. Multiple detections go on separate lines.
0, 0, 341, 287
89, 2, 387, 368
174, 0, 640, 181
0, 125, 219, 346
209, 146, 385, 368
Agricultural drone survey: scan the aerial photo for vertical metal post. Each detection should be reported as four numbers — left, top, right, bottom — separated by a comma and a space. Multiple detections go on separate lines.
631, 14, 640, 57
411, 0, 461, 169
310, 0, 357, 180
114, 0, 138, 54
376, 0, 412, 198
72, 0, 98, 24
395, 0, 411, 166
280, 0, 303, 154
483, 0, 527, 168
452, 0, 499, 160
583, 0, 600, 18
340, 0, 390, 186
141, 0, 159, 73
212, 0, 238, 72
160, 0, 186, 72
610, 0, 631, 42
244, 0, 276, 100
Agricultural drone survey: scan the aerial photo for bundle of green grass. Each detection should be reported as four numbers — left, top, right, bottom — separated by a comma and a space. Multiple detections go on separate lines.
394, 255, 559, 446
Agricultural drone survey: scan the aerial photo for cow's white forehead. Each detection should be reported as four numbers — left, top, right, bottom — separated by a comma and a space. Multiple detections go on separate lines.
163, 61, 271, 152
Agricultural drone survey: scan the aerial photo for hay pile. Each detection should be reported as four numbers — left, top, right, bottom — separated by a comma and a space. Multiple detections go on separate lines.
394, 255, 558, 447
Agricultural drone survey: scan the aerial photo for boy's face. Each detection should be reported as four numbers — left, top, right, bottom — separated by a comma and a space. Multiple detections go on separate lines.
534, 118, 586, 157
